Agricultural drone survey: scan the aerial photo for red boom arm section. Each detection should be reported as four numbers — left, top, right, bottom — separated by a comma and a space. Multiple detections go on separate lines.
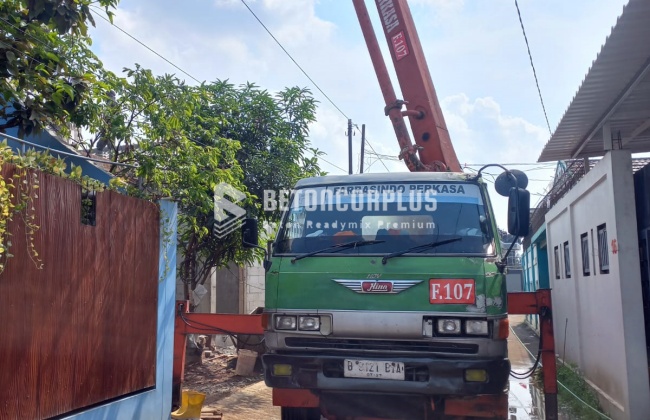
353, 0, 461, 172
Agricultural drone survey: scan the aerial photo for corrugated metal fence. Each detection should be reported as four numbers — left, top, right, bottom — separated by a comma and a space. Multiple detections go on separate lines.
0, 164, 160, 419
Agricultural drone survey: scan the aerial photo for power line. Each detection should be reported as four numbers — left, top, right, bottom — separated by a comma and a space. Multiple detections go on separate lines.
318, 156, 347, 173
363, 139, 390, 172
239, 0, 348, 120
0, 16, 57, 51
90, 5, 203, 84
87, 5, 345, 173
238, 1, 390, 173
514, 0, 552, 136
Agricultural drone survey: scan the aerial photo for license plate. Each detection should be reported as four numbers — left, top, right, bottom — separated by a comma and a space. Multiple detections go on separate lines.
343, 359, 405, 380
429, 279, 475, 304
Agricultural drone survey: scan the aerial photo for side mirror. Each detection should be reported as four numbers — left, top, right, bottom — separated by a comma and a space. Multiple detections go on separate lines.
495, 170, 528, 197
242, 218, 259, 248
241, 218, 272, 272
507, 188, 530, 237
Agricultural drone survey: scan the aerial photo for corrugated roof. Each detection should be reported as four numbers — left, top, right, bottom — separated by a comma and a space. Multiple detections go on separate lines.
538, 0, 650, 162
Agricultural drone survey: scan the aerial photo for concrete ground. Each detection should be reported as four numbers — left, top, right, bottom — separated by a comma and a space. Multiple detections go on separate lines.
207, 315, 544, 420
207, 380, 280, 420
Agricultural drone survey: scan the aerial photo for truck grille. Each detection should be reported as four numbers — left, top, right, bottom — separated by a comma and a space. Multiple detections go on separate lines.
284, 337, 478, 354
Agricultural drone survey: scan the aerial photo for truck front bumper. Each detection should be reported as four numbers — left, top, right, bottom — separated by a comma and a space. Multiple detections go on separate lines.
262, 353, 510, 396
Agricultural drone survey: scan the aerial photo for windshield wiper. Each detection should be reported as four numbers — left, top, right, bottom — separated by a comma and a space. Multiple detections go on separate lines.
381, 237, 463, 265
291, 240, 385, 263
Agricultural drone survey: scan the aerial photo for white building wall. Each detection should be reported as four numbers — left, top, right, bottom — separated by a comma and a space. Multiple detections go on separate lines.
244, 262, 266, 314
182, 261, 266, 315
545, 150, 649, 420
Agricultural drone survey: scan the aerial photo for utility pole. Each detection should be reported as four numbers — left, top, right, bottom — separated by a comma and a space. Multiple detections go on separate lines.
348, 119, 353, 174
360, 124, 366, 174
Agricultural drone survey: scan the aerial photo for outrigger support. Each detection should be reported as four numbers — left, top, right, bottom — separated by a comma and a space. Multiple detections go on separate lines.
172, 291, 558, 420
508, 289, 558, 420
172, 301, 264, 407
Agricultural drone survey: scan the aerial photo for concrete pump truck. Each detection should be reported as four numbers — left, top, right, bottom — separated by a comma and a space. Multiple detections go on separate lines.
173, 1, 558, 419
239, 1, 557, 419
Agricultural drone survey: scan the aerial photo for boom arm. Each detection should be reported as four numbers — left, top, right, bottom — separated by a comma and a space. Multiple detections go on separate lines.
354, 0, 462, 172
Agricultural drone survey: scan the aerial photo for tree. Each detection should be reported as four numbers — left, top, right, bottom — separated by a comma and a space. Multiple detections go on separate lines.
0, 0, 116, 136
74, 67, 324, 293
1, 2, 325, 293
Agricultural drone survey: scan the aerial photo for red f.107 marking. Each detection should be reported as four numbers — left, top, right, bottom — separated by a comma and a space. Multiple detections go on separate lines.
391, 31, 410, 61
430, 279, 475, 304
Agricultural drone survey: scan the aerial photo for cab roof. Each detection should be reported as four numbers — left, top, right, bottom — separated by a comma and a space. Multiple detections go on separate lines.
294, 172, 476, 188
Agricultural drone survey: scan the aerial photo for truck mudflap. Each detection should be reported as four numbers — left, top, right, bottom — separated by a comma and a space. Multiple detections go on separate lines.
262, 353, 510, 396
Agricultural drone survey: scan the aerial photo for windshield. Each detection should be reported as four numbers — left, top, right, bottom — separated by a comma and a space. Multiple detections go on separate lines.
274, 182, 495, 256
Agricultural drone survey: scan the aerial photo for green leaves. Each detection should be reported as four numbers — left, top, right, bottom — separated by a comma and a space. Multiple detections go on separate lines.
0, 0, 116, 135
1, 1, 324, 289
76, 66, 325, 288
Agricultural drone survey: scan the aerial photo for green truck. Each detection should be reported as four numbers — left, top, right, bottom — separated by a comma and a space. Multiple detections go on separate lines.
243, 170, 529, 419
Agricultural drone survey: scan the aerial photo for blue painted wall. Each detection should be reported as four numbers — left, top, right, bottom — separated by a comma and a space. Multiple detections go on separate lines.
62, 200, 177, 420
523, 226, 548, 333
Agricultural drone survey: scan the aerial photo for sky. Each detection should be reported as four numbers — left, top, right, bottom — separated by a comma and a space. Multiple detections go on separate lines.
88, 0, 629, 228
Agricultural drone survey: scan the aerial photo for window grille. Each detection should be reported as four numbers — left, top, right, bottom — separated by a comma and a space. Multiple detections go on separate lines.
564, 241, 571, 278
597, 224, 609, 274
581, 233, 590, 276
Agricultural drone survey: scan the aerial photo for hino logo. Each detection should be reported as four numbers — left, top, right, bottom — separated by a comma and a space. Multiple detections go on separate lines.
333, 279, 422, 294
378, 0, 400, 33
362, 281, 392, 292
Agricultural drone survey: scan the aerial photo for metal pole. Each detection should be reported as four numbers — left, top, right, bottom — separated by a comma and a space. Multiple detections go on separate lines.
360, 124, 366, 174
348, 119, 353, 174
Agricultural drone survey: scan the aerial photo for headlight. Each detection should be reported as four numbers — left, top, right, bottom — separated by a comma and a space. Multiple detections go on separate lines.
298, 316, 321, 331
437, 319, 461, 335
465, 320, 489, 335
275, 315, 297, 330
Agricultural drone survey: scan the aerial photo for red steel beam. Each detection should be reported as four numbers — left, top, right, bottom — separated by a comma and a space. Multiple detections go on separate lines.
444, 394, 508, 418
508, 289, 558, 420
272, 389, 320, 408
172, 301, 265, 407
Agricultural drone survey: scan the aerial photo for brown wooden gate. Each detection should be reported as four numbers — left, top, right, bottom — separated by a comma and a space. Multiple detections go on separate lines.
0, 164, 160, 419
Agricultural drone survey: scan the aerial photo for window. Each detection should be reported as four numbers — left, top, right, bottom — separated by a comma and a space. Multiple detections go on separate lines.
554, 246, 560, 279
581, 233, 590, 276
275, 182, 494, 256
564, 241, 571, 278
597, 224, 609, 274
591, 229, 596, 277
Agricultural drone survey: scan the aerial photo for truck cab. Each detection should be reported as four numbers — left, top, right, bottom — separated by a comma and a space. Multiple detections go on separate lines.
260, 172, 516, 419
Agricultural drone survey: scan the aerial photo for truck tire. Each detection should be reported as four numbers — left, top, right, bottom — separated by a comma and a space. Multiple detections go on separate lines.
280, 407, 321, 420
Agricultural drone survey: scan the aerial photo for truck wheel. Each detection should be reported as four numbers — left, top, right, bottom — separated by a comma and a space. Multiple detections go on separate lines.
280, 407, 321, 420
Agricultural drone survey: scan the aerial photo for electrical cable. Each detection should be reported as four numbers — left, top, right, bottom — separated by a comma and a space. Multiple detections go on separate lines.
514, 0, 553, 136
239, 0, 348, 121
0, 16, 72, 57
363, 138, 390, 172
352, 124, 390, 172
91, 4, 347, 173
237, 2, 391, 173
318, 156, 347, 173
510, 322, 613, 419
0, 41, 56, 73
90, 5, 202, 84
509, 322, 543, 379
